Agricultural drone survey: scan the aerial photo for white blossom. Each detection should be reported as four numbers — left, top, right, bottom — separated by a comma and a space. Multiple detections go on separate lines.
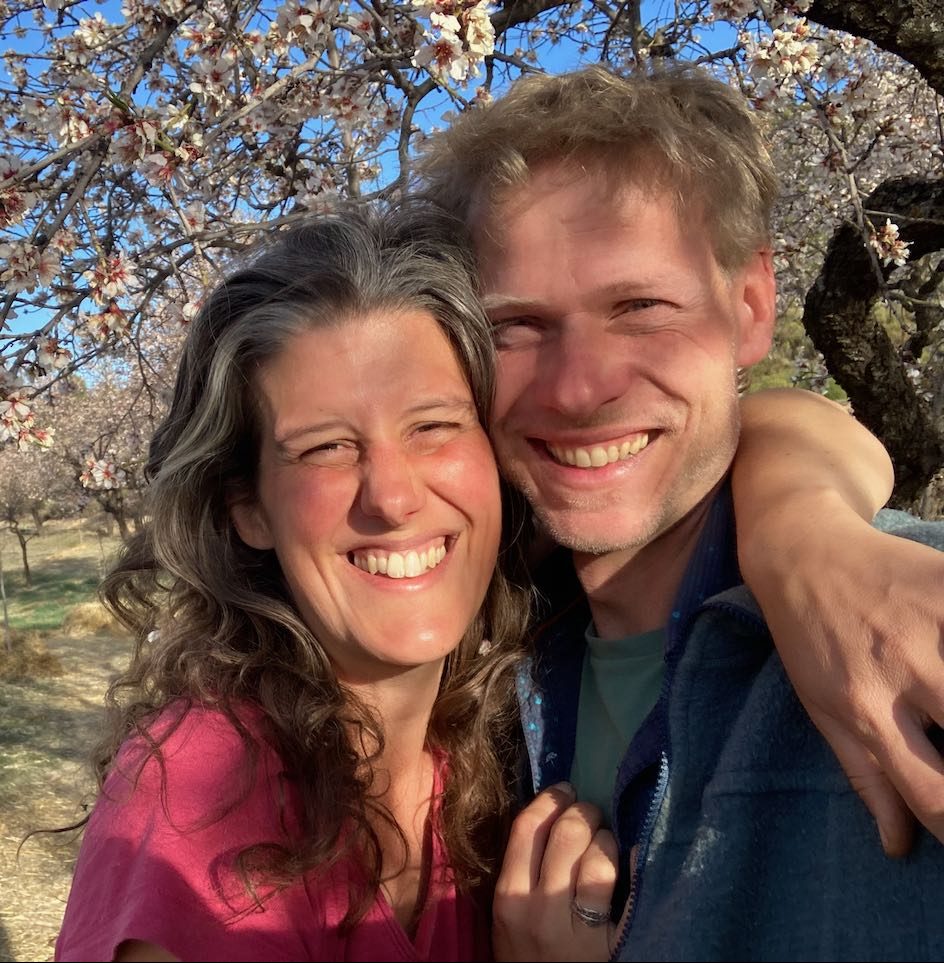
710, 1, 756, 21
0, 240, 61, 293
83, 253, 135, 304
870, 219, 911, 268
80, 455, 127, 490
35, 338, 71, 371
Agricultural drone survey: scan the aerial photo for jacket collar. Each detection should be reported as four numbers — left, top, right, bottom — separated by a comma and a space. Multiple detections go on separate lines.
518, 479, 744, 793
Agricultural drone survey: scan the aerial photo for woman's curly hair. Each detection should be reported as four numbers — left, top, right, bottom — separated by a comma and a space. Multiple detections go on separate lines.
91, 201, 534, 925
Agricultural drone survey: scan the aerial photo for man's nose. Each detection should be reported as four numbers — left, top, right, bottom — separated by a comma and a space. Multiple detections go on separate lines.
536, 327, 630, 418
358, 445, 426, 526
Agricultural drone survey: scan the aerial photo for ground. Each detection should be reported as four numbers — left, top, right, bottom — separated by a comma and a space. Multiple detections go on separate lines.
0, 632, 130, 963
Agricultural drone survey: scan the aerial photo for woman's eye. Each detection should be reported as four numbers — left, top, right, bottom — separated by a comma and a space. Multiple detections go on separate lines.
299, 441, 358, 465
414, 421, 460, 441
412, 421, 468, 450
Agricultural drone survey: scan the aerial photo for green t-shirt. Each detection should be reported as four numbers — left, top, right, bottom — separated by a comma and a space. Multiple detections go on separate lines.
569, 624, 665, 827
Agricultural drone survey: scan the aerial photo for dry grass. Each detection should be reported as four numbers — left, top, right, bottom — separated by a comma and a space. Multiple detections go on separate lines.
0, 631, 64, 682
0, 631, 132, 963
59, 600, 126, 639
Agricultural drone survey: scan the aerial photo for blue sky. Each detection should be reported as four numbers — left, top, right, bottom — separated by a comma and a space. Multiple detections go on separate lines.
1, 2, 740, 338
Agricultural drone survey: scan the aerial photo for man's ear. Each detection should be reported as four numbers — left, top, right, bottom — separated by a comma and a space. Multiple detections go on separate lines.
229, 496, 274, 550
734, 248, 777, 367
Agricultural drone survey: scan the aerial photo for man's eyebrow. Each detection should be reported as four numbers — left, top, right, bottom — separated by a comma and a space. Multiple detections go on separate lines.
482, 279, 665, 314
480, 293, 539, 313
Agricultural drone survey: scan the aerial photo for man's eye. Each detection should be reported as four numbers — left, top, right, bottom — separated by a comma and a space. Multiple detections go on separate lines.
490, 317, 542, 349
617, 298, 662, 313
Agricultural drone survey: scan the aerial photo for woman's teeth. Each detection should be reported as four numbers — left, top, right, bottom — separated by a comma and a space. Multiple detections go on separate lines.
351, 543, 447, 579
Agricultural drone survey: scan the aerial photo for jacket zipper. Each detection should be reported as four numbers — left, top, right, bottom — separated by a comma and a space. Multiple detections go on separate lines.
609, 596, 763, 959
609, 750, 669, 960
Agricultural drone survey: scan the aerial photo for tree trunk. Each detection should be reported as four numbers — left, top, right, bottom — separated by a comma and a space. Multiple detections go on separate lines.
14, 528, 32, 589
0, 546, 11, 653
112, 510, 131, 542
802, 176, 944, 508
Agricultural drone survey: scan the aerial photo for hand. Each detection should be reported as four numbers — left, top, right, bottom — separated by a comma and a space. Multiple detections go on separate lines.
740, 502, 944, 857
492, 783, 619, 962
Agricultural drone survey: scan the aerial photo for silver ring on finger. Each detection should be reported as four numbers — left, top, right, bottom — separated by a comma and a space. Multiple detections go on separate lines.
570, 898, 611, 928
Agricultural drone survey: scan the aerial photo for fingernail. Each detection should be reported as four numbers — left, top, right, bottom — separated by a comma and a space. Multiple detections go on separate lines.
550, 781, 576, 799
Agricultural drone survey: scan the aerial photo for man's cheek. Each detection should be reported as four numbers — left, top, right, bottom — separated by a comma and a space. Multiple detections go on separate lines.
493, 355, 531, 423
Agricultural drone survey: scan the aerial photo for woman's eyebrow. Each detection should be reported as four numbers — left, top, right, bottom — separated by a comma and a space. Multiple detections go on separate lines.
274, 398, 477, 447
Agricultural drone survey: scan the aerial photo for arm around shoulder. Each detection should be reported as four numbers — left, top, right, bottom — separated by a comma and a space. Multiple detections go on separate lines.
731, 386, 944, 857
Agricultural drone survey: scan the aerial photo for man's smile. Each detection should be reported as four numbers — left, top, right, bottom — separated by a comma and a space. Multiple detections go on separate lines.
546, 431, 650, 468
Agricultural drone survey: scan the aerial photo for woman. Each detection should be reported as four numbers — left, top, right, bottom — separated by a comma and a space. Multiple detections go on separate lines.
57, 204, 531, 962
54, 202, 908, 962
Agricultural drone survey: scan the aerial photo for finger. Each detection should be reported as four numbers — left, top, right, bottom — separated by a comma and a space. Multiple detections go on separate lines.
874, 704, 944, 847
496, 782, 577, 901
505, 802, 604, 948
819, 719, 916, 857
539, 801, 603, 895
567, 829, 620, 961
573, 827, 618, 924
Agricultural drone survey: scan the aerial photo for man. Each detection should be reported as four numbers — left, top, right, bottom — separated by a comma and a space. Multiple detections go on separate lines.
419, 66, 944, 959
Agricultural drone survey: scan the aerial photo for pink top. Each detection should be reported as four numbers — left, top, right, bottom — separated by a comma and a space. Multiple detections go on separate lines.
55, 704, 491, 962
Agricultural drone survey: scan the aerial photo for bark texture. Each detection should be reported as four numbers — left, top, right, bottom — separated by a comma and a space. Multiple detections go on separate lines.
802, 177, 944, 509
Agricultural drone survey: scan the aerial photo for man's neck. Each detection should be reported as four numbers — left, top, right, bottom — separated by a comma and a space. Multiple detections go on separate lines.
573, 490, 719, 640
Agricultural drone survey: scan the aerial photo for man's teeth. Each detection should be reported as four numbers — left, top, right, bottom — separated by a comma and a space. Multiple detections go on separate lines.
352, 543, 447, 579
547, 433, 649, 468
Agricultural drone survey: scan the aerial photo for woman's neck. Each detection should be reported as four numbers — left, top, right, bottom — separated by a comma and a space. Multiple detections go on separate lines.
345, 662, 443, 934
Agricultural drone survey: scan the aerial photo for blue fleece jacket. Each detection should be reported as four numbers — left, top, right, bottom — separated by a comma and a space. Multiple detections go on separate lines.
517, 488, 944, 962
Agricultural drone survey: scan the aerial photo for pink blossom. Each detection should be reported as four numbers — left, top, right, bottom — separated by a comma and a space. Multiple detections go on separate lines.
0, 393, 52, 450
0, 184, 37, 229
139, 151, 177, 186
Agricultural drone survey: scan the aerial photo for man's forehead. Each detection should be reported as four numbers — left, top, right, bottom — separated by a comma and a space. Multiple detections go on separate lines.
469, 155, 687, 248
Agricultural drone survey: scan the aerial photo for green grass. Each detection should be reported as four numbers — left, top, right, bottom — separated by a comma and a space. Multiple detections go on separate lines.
0, 518, 123, 634
3, 566, 104, 632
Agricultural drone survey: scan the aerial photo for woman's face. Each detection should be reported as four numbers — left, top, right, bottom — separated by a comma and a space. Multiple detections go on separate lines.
230, 308, 502, 686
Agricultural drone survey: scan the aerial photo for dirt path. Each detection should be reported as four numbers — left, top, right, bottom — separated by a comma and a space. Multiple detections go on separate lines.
0, 633, 130, 963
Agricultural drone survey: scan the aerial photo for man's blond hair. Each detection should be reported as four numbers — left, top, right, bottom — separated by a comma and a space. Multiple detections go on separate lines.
417, 64, 779, 269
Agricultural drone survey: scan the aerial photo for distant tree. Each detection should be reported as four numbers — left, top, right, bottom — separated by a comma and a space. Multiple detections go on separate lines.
0, 447, 58, 585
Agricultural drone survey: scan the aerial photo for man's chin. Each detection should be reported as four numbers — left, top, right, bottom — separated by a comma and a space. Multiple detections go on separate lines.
531, 506, 655, 556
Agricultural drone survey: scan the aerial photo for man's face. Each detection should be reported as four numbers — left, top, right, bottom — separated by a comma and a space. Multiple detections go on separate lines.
474, 162, 775, 556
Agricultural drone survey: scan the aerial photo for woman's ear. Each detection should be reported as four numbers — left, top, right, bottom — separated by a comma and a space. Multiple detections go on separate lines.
229, 497, 274, 550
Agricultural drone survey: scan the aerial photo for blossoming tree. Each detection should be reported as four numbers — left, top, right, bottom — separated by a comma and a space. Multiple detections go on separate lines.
1, 0, 942, 517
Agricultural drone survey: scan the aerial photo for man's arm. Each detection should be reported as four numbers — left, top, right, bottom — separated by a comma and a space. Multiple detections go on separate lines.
733, 387, 944, 856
